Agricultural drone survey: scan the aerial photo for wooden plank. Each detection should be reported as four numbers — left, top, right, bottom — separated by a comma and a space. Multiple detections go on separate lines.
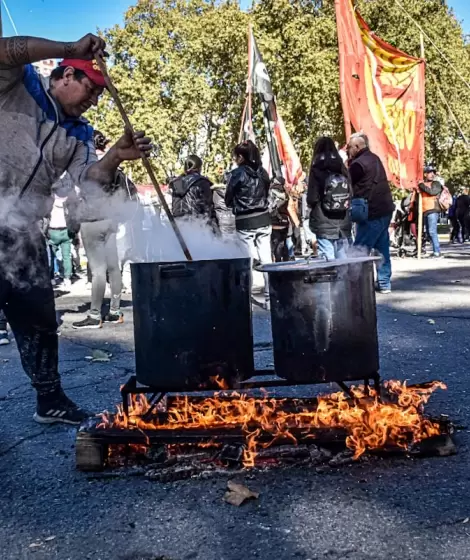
77, 416, 348, 446
76, 431, 108, 472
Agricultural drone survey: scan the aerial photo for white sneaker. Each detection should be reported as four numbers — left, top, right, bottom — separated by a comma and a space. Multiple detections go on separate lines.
0, 331, 10, 345
62, 279, 72, 291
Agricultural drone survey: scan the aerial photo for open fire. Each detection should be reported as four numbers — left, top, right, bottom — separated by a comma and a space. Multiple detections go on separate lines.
97, 380, 447, 468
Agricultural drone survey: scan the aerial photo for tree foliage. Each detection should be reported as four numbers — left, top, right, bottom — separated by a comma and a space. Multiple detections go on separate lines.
91, 0, 470, 187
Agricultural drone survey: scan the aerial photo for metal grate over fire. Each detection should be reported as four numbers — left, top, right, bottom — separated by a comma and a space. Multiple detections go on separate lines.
75, 258, 456, 476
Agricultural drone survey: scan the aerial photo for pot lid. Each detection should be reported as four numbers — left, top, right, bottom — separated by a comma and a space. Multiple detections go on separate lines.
257, 256, 382, 273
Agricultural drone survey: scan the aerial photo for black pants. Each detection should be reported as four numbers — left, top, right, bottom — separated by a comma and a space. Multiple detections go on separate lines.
0, 227, 60, 399
271, 228, 290, 262
0, 309, 6, 331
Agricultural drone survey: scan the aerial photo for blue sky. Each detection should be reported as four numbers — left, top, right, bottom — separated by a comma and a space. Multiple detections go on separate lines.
1, 0, 469, 39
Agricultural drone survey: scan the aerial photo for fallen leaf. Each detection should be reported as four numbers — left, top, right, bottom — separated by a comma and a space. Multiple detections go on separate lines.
436, 331, 445, 335
29, 542, 42, 548
463, 518, 469, 524
224, 480, 259, 506
44, 536, 56, 542
427, 319, 436, 325
91, 349, 112, 363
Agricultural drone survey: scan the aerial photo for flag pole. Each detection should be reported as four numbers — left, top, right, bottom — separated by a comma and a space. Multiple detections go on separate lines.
239, 24, 253, 143
417, 33, 425, 260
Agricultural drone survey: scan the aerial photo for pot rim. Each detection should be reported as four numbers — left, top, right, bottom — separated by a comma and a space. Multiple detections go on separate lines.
257, 256, 382, 273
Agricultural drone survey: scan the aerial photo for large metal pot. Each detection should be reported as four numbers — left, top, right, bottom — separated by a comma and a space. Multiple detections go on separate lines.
131, 258, 254, 391
260, 257, 380, 383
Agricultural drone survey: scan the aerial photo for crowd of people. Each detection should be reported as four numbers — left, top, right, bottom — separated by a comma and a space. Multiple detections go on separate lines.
0, 30, 451, 427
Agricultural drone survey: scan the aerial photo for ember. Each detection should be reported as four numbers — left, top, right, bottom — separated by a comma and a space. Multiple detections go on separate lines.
98, 380, 447, 467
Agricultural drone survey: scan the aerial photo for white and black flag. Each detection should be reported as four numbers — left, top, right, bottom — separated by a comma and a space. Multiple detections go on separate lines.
247, 27, 282, 179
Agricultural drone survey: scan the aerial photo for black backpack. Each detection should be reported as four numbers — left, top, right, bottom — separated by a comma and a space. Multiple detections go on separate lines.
322, 173, 351, 213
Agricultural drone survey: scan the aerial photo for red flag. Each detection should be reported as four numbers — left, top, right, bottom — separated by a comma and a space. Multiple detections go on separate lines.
273, 115, 304, 191
335, 0, 425, 189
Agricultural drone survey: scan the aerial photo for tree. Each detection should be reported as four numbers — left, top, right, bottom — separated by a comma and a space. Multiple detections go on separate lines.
93, 0, 248, 182
91, 0, 470, 188
251, 0, 342, 167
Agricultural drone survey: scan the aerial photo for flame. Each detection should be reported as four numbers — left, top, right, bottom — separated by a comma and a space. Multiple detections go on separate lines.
98, 380, 446, 466
209, 375, 230, 390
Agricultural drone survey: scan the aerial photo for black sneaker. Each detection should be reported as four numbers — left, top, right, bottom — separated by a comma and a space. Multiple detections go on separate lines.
34, 393, 92, 425
72, 316, 102, 329
103, 312, 124, 324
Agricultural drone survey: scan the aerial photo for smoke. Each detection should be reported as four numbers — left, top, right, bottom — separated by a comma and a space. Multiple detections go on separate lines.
0, 179, 249, 293
79, 180, 248, 264
0, 192, 53, 290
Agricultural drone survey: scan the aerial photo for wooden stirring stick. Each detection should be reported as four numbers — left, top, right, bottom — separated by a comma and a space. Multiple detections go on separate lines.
94, 53, 193, 261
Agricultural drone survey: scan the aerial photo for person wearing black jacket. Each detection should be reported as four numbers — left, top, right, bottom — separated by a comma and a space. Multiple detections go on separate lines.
270, 177, 290, 262
211, 168, 236, 236
307, 137, 352, 260
225, 140, 272, 308
348, 133, 395, 293
170, 155, 214, 225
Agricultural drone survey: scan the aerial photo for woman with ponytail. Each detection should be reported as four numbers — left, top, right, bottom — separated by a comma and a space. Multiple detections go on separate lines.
225, 140, 272, 309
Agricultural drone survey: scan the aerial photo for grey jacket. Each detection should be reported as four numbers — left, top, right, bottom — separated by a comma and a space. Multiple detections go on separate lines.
0, 63, 96, 226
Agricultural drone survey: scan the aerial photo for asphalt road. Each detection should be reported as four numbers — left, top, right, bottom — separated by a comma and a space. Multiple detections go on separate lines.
1, 244, 470, 560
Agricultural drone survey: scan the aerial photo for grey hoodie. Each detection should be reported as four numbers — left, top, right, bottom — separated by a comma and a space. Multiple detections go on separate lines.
0, 63, 96, 227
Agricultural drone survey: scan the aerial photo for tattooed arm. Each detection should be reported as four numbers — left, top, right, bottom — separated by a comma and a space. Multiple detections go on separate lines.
0, 33, 106, 68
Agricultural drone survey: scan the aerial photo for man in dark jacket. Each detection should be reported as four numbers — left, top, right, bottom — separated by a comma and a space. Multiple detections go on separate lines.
348, 133, 395, 293
418, 165, 443, 257
455, 193, 470, 243
170, 155, 214, 225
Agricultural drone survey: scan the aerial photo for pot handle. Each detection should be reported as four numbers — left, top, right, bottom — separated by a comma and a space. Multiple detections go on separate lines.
303, 270, 338, 284
160, 264, 195, 278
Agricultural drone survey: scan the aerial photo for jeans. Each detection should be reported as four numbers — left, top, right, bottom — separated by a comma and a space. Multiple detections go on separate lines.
354, 214, 393, 290
286, 236, 295, 259
425, 212, 440, 254
317, 238, 350, 261
301, 220, 316, 254
81, 220, 122, 317
237, 225, 273, 299
48, 228, 72, 279
0, 227, 60, 399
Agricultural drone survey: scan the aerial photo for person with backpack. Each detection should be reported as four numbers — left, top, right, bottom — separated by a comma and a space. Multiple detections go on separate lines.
418, 164, 445, 258
225, 140, 272, 309
169, 155, 215, 226
307, 137, 352, 260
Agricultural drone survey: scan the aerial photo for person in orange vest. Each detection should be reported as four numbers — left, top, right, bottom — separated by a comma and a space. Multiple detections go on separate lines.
418, 165, 443, 258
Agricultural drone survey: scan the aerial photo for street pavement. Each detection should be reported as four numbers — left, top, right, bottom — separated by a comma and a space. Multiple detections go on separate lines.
1, 244, 470, 560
